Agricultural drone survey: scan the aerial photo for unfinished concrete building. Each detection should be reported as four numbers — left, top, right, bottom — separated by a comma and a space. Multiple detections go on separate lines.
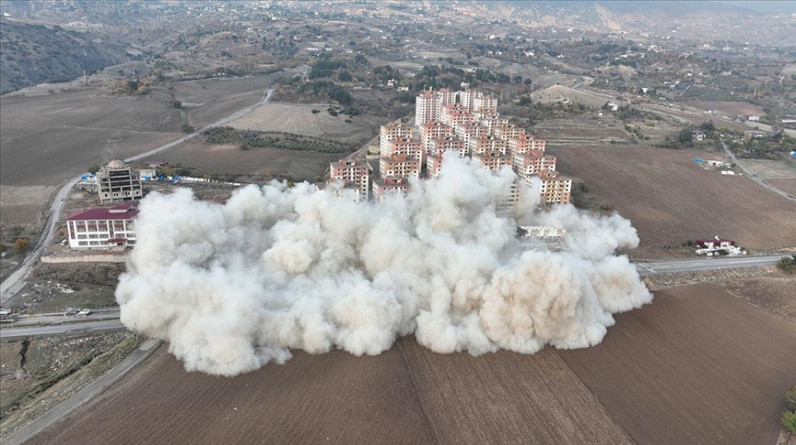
97, 160, 143, 204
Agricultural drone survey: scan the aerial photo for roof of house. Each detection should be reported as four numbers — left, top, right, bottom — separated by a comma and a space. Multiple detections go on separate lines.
67, 202, 138, 221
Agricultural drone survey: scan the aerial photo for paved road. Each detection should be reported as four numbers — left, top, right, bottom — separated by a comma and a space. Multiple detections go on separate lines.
634, 254, 787, 276
10, 310, 121, 327
0, 87, 274, 305
0, 319, 125, 340
1, 338, 160, 445
718, 141, 795, 202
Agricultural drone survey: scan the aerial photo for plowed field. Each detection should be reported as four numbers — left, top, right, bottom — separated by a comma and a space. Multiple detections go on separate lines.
551, 145, 796, 258
28, 285, 795, 445
559, 285, 796, 444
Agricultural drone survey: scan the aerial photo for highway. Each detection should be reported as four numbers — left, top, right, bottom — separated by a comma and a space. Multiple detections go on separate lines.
0, 319, 125, 340
0, 87, 274, 305
634, 254, 786, 275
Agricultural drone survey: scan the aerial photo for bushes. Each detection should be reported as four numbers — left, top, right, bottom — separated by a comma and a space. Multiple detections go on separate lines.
777, 255, 796, 274
783, 386, 796, 434
203, 127, 347, 154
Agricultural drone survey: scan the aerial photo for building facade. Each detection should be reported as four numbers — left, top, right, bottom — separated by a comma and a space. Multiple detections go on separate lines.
66, 202, 137, 250
328, 159, 370, 201
96, 160, 143, 204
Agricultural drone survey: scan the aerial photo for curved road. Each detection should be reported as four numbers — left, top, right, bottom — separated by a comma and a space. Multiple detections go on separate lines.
0, 87, 274, 304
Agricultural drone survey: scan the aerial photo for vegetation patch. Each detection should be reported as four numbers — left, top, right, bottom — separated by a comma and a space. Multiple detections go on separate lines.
203, 127, 349, 154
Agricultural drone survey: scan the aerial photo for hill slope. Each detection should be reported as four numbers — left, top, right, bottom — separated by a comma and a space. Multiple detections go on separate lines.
0, 19, 128, 94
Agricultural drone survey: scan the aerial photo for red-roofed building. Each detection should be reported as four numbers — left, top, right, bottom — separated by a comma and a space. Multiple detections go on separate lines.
66, 202, 137, 250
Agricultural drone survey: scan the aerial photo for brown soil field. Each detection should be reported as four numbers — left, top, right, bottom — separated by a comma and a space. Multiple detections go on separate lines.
172, 76, 275, 129
28, 284, 795, 444
28, 338, 630, 445
534, 85, 613, 107
688, 101, 765, 117
559, 285, 796, 445
720, 275, 796, 327
742, 159, 796, 196
228, 102, 382, 146
0, 186, 55, 226
397, 342, 631, 444
140, 141, 345, 183
551, 145, 796, 258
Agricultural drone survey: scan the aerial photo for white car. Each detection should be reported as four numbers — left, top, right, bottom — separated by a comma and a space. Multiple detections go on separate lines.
0, 308, 11, 316
77, 308, 92, 316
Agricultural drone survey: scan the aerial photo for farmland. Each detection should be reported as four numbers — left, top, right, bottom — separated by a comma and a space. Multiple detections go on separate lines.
138, 141, 344, 184
550, 145, 796, 259
26, 284, 795, 445
0, 76, 280, 228
227, 101, 384, 146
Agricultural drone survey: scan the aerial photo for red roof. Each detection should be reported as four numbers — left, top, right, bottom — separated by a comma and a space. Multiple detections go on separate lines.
67, 203, 138, 221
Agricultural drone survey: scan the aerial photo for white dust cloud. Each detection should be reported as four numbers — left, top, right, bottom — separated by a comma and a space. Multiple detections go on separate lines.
116, 156, 652, 376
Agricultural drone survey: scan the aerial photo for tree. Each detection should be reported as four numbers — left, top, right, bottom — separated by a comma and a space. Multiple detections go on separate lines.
87, 164, 100, 174
512, 75, 523, 84
678, 128, 693, 144
349, 40, 356, 46
14, 238, 29, 252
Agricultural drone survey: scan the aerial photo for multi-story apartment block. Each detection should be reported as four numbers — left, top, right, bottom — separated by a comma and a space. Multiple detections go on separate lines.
472, 134, 509, 155
380, 154, 422, 179
415, 91, 439, 127
429, 135, 467, 158
372, 176, 410, 202
494, 124, 526, 141
96, 160, 143, 204
508, 133, 546, 156
421, 120, 453, 153
440, 103, 473, 129
380, 122, 413, 157
537, 170, 572, 204
66, 202, 137, 250
328, 159, 369, 201
514, 151, 558, 178
473, 150, 512, 173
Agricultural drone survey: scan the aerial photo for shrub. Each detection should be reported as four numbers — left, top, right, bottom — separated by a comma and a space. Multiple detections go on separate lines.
14, 238, 30, 251
87, 164, 100, 174
783, 411, 796, 434
311, 109, 320, 114
777, 255, 796, 274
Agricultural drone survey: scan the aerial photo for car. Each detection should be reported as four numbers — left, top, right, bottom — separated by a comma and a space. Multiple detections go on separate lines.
77, 308, 92, 316
0, 308, 11, 316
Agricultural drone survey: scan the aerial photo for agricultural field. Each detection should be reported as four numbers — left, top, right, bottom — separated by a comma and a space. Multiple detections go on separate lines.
558, 285, 796, 444
688, 100, 765, 118
227, 101, 383, 146
742, 159, 796, 197
170, 76, 277, 129
139, 141, 344, 184
26, 284, 795, 445
551, 145, 796, 259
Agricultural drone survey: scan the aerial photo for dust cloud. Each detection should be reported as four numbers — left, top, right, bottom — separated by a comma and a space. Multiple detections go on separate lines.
116, 156, 651, 376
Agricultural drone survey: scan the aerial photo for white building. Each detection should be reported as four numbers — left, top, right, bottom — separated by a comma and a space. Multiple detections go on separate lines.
66, 202, 137, 250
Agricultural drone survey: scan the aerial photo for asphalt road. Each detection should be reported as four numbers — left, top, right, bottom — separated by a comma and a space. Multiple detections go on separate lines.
634, 254, 786, 275
0, 87, 274, 305
0, 319, 125, 340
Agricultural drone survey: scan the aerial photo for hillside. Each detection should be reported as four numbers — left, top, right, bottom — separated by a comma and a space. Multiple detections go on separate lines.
0, 19, 129, 94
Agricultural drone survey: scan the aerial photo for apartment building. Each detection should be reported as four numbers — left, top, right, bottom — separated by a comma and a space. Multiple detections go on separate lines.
328, 159, 369, 201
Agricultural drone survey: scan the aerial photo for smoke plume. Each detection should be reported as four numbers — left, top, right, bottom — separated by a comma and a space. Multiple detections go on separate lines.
116, 156, 651, 376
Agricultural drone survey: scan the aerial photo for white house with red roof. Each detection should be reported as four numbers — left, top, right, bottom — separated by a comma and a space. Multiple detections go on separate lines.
66, 202, 138, 250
